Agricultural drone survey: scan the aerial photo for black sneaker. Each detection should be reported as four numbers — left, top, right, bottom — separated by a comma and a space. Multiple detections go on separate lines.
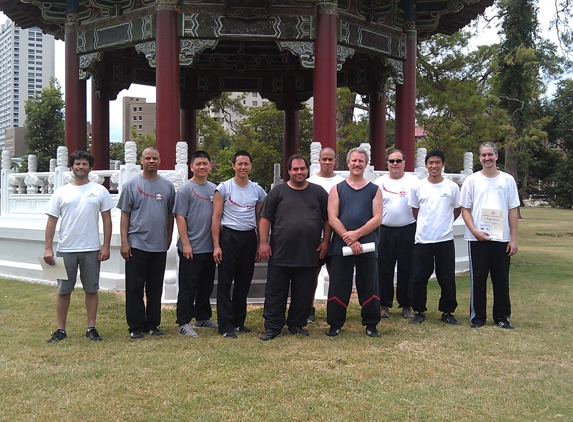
470, 320, 485, 329
260, 329, 282, 341
288, 326, 310, 336
497, 319, 514, 329
326, 327, 341, 337
380, 306, 390, 319
365, 325, 380, 337
222, 331, 238, 339
401, 307, 414, 319
47, 329, 67, 343
234, 326, 252, 333
441, 313, 461, 325
147, 328, 164, 336
410, 312, 426, 324
86, 328, 102, 341
130, 330, 144, 340
307, 307, 316, 324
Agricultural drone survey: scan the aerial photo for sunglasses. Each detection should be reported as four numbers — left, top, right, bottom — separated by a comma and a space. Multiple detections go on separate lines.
388, 159, 403, 164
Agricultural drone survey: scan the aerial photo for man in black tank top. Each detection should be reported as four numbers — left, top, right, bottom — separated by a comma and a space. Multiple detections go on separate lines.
326, 147, 383, 337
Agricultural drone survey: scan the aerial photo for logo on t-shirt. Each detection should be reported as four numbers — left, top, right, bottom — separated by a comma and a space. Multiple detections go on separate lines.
155, 193, 163, 201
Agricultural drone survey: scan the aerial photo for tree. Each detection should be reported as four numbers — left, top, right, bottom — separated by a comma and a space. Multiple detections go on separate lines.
24, 78, 65, 171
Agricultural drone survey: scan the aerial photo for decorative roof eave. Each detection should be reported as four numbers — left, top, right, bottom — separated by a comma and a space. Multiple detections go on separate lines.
423, 0, 495, 39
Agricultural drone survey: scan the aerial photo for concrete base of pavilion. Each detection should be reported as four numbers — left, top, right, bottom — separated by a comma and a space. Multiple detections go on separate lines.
0, 213, 469, 305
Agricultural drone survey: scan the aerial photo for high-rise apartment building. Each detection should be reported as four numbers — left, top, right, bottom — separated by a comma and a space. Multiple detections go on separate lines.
123, 97, 156, 143
0, 19, 55, 151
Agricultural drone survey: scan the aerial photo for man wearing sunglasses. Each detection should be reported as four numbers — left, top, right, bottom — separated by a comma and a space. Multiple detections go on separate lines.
374, 150, 419, 320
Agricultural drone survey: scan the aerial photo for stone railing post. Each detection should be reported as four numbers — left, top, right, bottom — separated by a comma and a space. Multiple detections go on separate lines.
272, 163, 282, 188
53, 146, 69, 191
173, 141, 188, 189
119, 141, 141, 194
309, 141, 322, 176
414, 147, 427, 178
462, 152, 473, 175
1, 150, 14, 215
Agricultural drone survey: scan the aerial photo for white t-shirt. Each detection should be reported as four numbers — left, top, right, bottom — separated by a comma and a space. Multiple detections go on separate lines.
46, 181, 115, 252
374, 173, 419, 227
459, 171, 519, 242
216, 179, 267, 231
409, 178, 460, 244
307, 173, 345, 194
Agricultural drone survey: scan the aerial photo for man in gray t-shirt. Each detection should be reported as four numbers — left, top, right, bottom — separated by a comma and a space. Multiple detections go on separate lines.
173, 151, 218, 337
117, 147, 175, 339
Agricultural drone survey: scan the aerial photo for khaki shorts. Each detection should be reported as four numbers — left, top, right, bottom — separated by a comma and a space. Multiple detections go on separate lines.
56, 251, 101, 294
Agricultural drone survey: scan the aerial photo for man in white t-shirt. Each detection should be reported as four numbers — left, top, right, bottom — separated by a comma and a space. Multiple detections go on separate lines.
408, 150, 461, 325
44, 151, 114, 343
460, 142, 519, 329
374, 149, 419, 319
306, 147, 344, 323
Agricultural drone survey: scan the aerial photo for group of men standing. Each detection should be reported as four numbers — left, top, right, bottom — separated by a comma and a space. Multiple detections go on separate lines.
43, 140, 518, 343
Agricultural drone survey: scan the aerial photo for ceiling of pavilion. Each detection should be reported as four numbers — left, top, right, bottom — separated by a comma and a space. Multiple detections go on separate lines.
0, 0, 495, 41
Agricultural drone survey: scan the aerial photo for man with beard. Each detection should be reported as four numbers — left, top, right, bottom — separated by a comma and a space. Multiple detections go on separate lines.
258, 154, 329, 340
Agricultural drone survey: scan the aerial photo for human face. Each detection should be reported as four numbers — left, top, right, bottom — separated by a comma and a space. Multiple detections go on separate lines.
71, 158, 91, 179
191, 156, 212, 178
319, 150, 336, 175
232, 155, 252, 179
347, 151, 367, 176
140, 148, 161, 174
426, 155, 444, 178
387, 152, 405, 179
288, 158, 309, 186
479, 146, 498, 170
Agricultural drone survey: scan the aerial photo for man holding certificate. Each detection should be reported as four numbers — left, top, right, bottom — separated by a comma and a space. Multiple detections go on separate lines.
326, 147, 382, 337
460, 142, 519, 329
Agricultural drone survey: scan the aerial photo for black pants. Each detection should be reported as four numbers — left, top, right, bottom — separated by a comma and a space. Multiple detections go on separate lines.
327, 255, 381, 328
262, 265, 317, 332
468, 241, 512, 325
176, 251, 216, 325
216, 227, 257, 334
378, 223, 415, 308
125, 248, 167, 333
410, 240, 457, 314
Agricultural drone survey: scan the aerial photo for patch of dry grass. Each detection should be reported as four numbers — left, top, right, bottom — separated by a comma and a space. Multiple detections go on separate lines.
0, 207, 572, 421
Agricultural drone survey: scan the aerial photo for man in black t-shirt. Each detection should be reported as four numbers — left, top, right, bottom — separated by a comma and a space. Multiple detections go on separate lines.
258, 154, 330, 340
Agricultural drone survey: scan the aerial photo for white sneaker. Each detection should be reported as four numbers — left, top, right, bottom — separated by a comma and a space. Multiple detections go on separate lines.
177, 324, 198, 337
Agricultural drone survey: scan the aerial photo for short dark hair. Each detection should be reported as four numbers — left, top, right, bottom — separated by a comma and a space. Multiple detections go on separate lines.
425, 149, 445, 164
287, 154, 310, 171
232, 150, 252, 164
387, 149, 405, 161
191, 150, 211, 163
69, 150, 94, 167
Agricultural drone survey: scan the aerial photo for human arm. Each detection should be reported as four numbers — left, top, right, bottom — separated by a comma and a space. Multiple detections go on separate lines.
120, 211, 132, 261
254, 201, 264, 262
461, 207, 490, 241
507, 207, 519, 256
98, 210, 112, 261
176, 214, 193, 260
412, 208, 419, 220
211, 191, 224, 264
43, 215, 58, 265
258, 216, 272, 261
341, 187, 383, 247
167, 212, 174, 249
317, 221, 331, 259
453, 206, 462, 221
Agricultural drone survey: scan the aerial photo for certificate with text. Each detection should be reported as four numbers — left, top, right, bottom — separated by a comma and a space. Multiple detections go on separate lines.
479, 208, 504, 240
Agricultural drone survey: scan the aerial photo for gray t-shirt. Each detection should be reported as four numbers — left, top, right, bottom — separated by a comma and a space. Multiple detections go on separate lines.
216, 178, 267, 231
173, 179, 216, 254
117, 175, 175, 252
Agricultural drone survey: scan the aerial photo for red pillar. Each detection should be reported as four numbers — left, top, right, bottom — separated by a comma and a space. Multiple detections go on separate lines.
155, 4, 180, 169
181, 76, 197, 164
91, 79, 110, 170
395, 29, 417, 171
65, 18, 87, 155
369, 73, 386, 170
283, 76, 300, 179
313, 1, 337, 151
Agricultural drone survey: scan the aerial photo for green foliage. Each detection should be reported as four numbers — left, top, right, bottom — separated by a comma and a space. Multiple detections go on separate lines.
545, 78, 573, 156
109, 142, 125, 163
23, 78, 65, 171
336, 88, 368, 169
546, 156, 573, 208
130, 126, 156, 158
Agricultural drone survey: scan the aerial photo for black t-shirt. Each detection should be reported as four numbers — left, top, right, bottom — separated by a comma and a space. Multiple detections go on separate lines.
260, 182, 328, 267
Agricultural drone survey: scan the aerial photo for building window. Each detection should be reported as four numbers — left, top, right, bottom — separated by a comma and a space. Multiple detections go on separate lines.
138, 106, 142, 111
252, 92, 258, 97
133, 107, 137, 112
138, 125, 142, 130
252, 101, 258, 106
133, 116, 137, 121
138, 116, 142, 120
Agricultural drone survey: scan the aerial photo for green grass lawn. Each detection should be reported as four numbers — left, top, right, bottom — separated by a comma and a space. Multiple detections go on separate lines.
1, 207, 572, 421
